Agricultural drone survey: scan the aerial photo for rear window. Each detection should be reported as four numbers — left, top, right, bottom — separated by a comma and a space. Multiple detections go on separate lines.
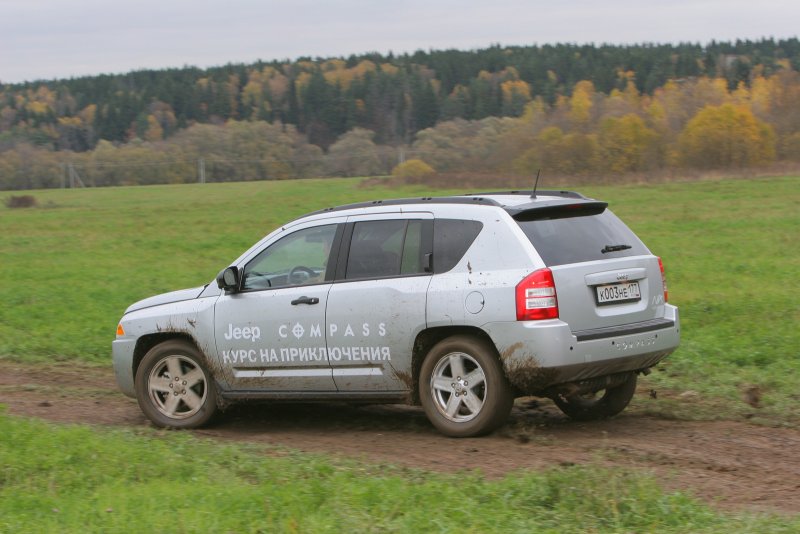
517, 209, 649, 266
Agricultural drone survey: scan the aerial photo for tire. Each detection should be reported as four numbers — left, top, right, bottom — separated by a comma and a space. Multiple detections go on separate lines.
419, 336, 513, 438
553, 374, 637, 421
134, 339, 218, 429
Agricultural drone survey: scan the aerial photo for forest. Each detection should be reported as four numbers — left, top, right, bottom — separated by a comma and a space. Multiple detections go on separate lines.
1, 38, 799, 189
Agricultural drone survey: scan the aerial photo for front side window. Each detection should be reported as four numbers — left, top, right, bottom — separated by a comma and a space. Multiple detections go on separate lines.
242, 224, 337, 290
345, 219, 426, 280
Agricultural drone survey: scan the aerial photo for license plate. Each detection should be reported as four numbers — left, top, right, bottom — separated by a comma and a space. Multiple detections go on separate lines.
596, 281, 641, 305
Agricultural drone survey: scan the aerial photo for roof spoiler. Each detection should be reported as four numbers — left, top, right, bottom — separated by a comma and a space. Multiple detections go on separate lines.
467, 189, 589, 200
508, 200, 608, 221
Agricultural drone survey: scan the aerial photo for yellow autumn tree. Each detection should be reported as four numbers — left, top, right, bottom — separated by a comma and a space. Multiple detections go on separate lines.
242, 78, 266, 119
531, 126, 565, 172
501, 80, 532, 117
144, 115, 164, 142
599, 114, 660, 173
267, 72, 289, 105
679, 104, 776, 169
513, 126, 601, 176
569, 80, 595, 130
392, 159, 436, 181
557, 133, 602, 175
748, 70, 800, 145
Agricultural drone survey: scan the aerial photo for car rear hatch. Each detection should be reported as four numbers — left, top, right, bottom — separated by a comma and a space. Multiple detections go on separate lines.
510, 200, 667, 333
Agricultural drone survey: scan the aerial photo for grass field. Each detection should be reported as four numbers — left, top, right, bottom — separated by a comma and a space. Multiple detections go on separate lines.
2, 409, 798, 533
1, 175, 799, 531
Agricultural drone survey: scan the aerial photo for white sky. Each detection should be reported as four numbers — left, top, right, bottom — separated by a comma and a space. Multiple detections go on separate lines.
1, 0, 798, 84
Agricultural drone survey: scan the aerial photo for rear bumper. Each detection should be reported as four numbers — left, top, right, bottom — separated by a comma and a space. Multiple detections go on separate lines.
483, 304, 679, 394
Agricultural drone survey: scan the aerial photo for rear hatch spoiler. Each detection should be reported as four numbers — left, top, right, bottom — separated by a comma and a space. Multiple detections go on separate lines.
505, 199, 609, 221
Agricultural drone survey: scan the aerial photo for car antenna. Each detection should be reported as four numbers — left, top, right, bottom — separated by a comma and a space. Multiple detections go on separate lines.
530, 169, 541, 199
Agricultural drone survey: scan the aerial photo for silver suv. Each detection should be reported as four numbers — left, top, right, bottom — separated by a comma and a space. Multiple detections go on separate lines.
113, 190, 679, 437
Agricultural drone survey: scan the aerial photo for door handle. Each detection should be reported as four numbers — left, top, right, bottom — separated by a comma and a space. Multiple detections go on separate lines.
291, 296, 319, 305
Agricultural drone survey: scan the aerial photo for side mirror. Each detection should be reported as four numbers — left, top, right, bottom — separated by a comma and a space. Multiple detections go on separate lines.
216, 266, 240, 292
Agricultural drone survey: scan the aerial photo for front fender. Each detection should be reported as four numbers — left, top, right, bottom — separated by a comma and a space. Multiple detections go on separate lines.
112, 296, 220, 396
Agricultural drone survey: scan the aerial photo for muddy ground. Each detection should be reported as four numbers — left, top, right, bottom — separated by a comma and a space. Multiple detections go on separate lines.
1, 360, 798, 515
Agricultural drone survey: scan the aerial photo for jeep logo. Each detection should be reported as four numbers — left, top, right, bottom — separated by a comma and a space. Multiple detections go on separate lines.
223, 323, 261, 342
616, 273, 629, 281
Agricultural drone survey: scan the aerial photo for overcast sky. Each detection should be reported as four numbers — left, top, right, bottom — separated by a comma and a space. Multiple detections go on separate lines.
1, 0, 798, 84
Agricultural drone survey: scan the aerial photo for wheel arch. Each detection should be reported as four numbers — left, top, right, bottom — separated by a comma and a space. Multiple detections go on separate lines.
410, 325, 498, 404
132, 333, 202, 379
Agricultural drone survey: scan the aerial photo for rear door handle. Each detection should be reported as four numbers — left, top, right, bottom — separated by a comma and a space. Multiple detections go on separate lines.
291, 296, 319, 305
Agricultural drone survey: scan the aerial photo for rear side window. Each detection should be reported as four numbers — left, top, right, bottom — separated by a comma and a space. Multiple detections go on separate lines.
345, 219, 427, 279
400, 220, 424, 275
517, 210, 649, 266
434, 219, 483, 273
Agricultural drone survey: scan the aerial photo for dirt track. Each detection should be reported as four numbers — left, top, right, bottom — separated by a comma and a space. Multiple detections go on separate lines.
2, 360, 798, 514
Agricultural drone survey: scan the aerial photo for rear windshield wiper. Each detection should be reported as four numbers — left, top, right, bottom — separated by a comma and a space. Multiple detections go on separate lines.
601, 244, 632, 254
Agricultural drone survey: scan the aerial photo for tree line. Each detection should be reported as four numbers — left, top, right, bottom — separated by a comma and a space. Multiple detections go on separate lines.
3, 39, 799, 149
1, 39, 799, 190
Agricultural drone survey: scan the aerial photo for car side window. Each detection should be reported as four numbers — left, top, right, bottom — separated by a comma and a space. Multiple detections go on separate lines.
345, 219, 426, 280
400, 220, 424, 275
433, 219, 483, 273
242, 224, 337, 290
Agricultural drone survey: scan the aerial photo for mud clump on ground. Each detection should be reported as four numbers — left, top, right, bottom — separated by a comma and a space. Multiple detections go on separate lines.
5, 195, 37, 208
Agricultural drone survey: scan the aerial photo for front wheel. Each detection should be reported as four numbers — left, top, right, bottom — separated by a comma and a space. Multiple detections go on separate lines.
134, 339, 218, 428
553, 374, 637, 421
419, 336, 513, 437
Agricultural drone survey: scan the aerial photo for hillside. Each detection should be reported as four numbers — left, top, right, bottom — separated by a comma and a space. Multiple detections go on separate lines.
2, 39, 800, 190
2, 39, 799, 149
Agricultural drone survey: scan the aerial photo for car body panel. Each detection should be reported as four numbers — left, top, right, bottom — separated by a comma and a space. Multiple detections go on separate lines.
326, 276, 430, 392
213, 283, 337, 391
551, 255, 666, 332
113, 295, 218, 396
125, 286, 206, 314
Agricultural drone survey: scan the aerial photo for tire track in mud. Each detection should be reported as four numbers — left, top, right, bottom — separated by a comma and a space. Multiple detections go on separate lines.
1, 360, 798, 514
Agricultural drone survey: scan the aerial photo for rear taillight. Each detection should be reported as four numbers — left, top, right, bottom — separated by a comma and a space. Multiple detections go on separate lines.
516, 268, 559, 320
658, 257, 668, 303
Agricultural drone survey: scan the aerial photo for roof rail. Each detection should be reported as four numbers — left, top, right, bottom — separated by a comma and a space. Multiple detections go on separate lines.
304, 196, 501, 217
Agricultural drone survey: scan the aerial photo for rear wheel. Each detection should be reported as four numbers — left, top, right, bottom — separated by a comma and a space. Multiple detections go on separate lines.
553, 374, 637, 421
135, 340, 217, 428
419, 336, 513, 437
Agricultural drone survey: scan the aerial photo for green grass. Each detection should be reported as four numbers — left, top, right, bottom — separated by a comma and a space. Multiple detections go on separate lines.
1, 175, 799, 423
1, 409, 796, 533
